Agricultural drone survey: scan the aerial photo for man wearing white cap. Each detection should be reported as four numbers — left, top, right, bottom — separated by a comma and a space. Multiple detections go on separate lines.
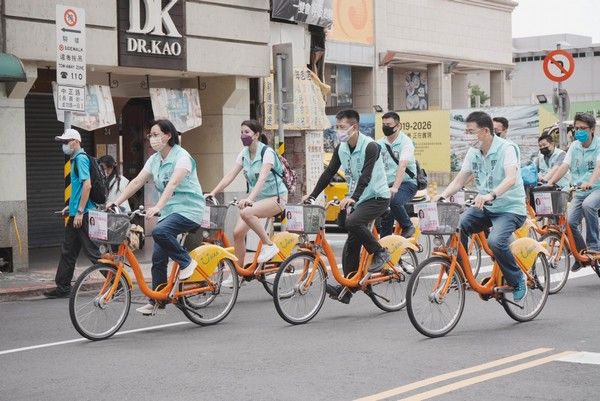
44, 129, 100, 298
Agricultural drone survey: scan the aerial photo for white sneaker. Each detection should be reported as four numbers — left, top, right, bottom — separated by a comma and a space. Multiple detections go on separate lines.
257, 243, 280, 263
135, 303, 165, 316
221, 274, 243, 289
179, 259, 198, 280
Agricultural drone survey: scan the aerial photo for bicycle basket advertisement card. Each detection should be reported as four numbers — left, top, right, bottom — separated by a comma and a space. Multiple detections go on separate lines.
88, 210, 108, 241
448, 192, 465, 204
285, 205, 304, 232
533, 192, 553, 215
200, 207, 211, 229
414, 203, 439, 232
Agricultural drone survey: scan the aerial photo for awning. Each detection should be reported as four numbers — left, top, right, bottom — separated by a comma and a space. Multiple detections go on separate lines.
0, 53, 26, 82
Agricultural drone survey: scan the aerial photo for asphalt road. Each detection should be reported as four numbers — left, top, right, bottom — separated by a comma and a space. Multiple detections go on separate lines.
1, 233, 600, 401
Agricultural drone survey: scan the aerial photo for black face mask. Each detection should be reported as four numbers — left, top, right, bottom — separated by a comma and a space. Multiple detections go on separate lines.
383, 125, 396, 136
540, 147, 552, 156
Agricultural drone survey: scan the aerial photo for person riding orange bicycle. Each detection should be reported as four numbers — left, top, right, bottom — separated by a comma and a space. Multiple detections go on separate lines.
109, 119, 205, 315
304, 109, 390, 304
207, 119, 288, 283
546, 112, 600, 271
437, 111, 528, 302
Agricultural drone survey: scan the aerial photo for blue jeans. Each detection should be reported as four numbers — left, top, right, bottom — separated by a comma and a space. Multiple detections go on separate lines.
381, 182, 418, 236
151, 213, 200, 296
459, 207, 526, 287
568, 191, 600, 253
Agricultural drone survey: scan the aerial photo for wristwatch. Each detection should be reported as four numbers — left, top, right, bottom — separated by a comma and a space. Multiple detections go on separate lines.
77, 209, 84, 215
489, 191, 497, 201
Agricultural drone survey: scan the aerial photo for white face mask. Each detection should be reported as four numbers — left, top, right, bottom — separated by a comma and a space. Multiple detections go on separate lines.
336, 127, 351, 143
469, 138, 483, 151
62, 143, 74, 155
150, 135, 166, 152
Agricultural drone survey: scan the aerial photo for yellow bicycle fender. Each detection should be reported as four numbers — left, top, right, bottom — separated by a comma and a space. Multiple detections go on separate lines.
510, 237, 550, 270
271, 231, 300, 262
514, 218, 536, 239
97, 259, 133, 288
379, 235, 419, 264
187, 244, 238, 282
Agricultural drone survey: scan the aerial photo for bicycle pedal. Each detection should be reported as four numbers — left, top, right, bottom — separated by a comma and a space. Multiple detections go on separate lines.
493, 285, 513, 294
358, 273, 371, 286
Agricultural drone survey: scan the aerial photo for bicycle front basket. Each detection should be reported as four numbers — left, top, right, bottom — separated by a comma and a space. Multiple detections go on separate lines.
532, 190, 570, 216
88, 211, 131, 245
284, 204, 326, 234
415, 202, 462, 235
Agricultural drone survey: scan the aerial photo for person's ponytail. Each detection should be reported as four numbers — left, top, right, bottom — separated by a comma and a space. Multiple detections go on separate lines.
259, 133, 268, 145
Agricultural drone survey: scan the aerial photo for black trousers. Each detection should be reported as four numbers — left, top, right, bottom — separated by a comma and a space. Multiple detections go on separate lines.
55, 214, 100, 291
342, 198, 389, 276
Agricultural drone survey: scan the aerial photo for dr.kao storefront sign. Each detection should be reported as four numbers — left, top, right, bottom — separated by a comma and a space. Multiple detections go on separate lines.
118, 0, 186, 70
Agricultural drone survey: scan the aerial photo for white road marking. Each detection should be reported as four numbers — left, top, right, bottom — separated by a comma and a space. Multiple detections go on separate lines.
0, 321, 191, 356
557, 351, 600, 365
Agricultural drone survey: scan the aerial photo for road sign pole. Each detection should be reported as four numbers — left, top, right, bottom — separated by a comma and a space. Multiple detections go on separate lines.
556, 43, 568, 149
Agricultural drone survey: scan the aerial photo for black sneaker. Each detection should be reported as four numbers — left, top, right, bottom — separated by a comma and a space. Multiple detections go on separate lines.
43, 288, 71, 299
369, 250, 391, 273
401, 226, 416, 239
325, 283, 352, 304
571, 261, 583, 272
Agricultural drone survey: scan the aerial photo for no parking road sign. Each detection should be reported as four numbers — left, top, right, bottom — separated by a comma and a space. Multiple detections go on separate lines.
543, 49, 575, 83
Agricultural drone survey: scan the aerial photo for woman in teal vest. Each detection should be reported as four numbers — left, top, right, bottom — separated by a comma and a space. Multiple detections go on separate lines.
208, 120, 288, 272
111, 119, 205, 315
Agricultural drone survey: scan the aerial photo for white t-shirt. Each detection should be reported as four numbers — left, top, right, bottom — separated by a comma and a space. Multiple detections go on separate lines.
106, 175, 131, 212
142, 153, 192, 175
235, 147, 276, 166
460, 146, 518, 173
562, 144, 600, 165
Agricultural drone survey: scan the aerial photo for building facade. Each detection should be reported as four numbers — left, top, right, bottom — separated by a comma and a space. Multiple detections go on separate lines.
0, 0, 320, 270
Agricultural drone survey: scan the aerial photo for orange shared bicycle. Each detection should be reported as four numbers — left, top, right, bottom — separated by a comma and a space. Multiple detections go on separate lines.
406, 201, 550, 338
272, 202, 418, 325
69, 207, 239, 340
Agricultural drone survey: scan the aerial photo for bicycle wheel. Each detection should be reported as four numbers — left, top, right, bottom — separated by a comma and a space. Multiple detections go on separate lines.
503, 253, 550, 322
369, 249, 417, 312
273, 252, 327, 325
69, 264, 131, 341
417, 234, 431, 261
406, 256, 466, 338
255, 265, 277, 296
468, 235, 483, 278
539, 232, 571, 294
179, 258, 238, 325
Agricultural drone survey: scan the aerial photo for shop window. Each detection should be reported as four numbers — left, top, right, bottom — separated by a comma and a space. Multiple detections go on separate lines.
0, 248, 12, 273
326, 64, 352, 114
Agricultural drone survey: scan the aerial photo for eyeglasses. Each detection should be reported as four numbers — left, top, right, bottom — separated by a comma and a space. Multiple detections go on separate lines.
574, 126, 590, 130
146, 132, 163, 139
464, 128, 482, 135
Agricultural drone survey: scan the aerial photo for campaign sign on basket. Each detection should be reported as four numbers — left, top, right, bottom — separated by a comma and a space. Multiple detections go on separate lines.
415, 202, 462, 235
285, 205, 325, 234
88, 210, 130, 244
533, 191, 569, 216
200, 205, 229, 231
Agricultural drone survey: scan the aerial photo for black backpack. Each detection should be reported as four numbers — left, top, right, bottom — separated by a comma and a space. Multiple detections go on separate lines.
72, 153, 108, 205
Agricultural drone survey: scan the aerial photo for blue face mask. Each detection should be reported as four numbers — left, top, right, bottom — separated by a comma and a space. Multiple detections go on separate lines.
575, 129, 590, 143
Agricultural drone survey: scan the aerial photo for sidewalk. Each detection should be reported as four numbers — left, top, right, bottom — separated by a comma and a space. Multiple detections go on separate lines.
0, 244, 154, 303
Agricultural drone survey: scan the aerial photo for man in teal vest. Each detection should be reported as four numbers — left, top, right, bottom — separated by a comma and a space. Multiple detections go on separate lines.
536, 133, 569, 188
547, 113, 600, 271
306, 109, 390, 303
377, 111, 418, 237
438, 111, 528, 302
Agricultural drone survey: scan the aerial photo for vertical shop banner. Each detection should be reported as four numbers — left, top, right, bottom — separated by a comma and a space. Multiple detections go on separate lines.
52, 83, 116, 131
149, 88, 202, 133
449, 105, 540, 171
264, 67, 330, 131
397, 110, 451, 172
328, 0, 374, 45
405, 72, 428, 110
305, 131, 325, 193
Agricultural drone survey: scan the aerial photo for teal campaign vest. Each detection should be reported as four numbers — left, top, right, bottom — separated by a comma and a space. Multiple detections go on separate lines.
242, 142, 288, 201
149, 144, 205, 223
338, 133, 390, 205
538, 147, 570, 189
377, 132, 417, 186
568, 136, 600, 193
468, 136, 526, 216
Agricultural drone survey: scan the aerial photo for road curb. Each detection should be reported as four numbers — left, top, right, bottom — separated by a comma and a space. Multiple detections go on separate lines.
0, 283, 56, 302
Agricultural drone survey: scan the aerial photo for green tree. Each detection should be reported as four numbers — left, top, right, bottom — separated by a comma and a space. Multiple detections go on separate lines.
468, 83, 490, 108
